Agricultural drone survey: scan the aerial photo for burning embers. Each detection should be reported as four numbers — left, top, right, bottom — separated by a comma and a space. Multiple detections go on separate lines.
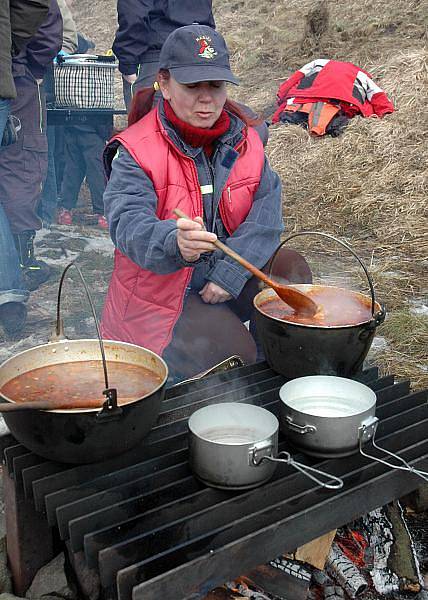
206, 502, 425, 600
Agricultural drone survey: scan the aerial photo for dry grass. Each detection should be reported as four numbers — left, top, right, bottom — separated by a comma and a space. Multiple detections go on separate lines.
72, 0, 428, 387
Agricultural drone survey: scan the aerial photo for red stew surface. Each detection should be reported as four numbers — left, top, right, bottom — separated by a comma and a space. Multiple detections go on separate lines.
1, 360, 162, 404
259, 286, 373, 326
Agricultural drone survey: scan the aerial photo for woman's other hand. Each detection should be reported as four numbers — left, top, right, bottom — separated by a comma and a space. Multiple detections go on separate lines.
176, 216, 217, 262
199, 282, 232, 304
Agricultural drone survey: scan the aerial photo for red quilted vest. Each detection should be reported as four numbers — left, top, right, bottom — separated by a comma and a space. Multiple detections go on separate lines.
101, 108, 265, 354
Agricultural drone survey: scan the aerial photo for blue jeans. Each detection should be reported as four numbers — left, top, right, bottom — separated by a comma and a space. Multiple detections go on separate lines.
0, 98, 29, 306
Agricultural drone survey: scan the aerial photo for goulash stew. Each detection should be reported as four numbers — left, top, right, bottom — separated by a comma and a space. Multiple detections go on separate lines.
259, 286, 373, 327
1, 360, 162, 405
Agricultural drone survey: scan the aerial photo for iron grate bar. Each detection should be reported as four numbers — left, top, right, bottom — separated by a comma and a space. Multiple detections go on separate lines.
123, 440, 428, 600
44, 448, 188, 529
99, 421, 428, 588
129, 452, 428, 600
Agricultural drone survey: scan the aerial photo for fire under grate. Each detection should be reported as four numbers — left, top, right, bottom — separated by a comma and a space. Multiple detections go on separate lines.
3, 361, 428, 600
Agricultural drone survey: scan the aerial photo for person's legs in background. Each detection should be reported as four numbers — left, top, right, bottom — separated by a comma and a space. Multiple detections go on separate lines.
54, 124, 65, 200
58, 126, 86, 224
0, 97, 29, 336
80, 124, 109, 228
37, 123, 57, 225
0, 72, 51, 292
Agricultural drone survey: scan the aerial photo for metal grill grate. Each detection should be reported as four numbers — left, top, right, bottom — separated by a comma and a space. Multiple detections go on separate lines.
4, 362, 428, 600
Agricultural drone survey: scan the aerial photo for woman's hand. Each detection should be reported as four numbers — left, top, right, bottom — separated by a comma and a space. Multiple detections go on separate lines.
199, 282, 232, 304
176, 216, 217, 262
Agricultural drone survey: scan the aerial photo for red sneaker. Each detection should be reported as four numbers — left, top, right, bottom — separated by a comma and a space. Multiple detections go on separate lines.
57, 207, 73, 226
96, 214, 108, 230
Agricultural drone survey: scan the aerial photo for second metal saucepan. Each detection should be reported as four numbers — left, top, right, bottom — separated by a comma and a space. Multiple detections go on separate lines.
279, 375, 428, 482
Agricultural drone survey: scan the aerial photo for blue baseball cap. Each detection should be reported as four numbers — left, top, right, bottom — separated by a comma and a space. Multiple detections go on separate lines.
159, 24, 239, 85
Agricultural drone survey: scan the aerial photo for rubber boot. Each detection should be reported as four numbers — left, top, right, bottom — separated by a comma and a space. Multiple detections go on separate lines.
0, 302, 27, 337
13, 231, 51, 291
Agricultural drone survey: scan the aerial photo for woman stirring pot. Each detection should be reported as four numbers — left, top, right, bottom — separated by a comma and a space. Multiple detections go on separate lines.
101, 25, 285, 382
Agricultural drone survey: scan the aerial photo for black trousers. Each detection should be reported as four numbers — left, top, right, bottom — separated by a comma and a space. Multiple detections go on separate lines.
60, 125, 107, 214
163, 248, 313, 384
0, 70, 48, 233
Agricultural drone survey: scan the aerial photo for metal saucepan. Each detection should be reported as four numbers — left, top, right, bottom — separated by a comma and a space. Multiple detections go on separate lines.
188, 402, 344, 490
279, 375, 428, 482
254, 232, 386, 379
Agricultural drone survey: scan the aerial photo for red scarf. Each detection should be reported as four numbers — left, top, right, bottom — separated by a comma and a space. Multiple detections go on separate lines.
164, 101, 230, 157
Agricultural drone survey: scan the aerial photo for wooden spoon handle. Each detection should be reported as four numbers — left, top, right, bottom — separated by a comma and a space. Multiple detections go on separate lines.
173, 208, 272, 286
0, 398, 104, 412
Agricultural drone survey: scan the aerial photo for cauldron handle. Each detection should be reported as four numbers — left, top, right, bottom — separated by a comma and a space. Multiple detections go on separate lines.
51, 262, 122, 419
269, 231, 384, 320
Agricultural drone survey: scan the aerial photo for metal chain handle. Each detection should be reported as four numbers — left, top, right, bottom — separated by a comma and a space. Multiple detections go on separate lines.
53, 262, 121, 417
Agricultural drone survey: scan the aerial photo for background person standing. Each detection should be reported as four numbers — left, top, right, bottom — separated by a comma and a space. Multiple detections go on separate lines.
0, 0, 63, 292
0, 0, 50, 336
113, 0, 215, 111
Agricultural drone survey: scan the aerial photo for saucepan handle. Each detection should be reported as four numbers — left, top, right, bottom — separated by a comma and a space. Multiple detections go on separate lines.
285, 415, 317, 435
251, 449, 344, 490
269, 231, 385, 320
174, 355, 244, 387
358, 419, 428, 482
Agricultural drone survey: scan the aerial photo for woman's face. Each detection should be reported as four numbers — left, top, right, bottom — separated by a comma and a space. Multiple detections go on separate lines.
159, 75, 227, 128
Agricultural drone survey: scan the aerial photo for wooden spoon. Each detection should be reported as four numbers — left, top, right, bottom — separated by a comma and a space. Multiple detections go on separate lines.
173, 208, 319, 316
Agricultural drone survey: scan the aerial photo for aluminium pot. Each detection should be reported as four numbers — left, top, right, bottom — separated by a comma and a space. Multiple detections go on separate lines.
188, 402, 343, 490
254, 232, 386, 379
279, 375, 428, 482
279, 375, 377, 457
0, 338, 168, 464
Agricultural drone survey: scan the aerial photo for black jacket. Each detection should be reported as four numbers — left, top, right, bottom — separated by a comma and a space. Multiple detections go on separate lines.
0, 0, 50, 98
12, 0, 63, 81
113, 0, 215, 75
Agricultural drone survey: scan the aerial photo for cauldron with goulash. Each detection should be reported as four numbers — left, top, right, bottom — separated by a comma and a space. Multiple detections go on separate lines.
0, 265, 168, 464
254, 232, 386, 379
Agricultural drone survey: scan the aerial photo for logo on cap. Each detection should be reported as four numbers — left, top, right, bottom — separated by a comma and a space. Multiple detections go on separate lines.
196, 36, 217, 60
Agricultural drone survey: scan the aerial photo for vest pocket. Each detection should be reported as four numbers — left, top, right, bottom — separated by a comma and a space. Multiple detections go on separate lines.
220, 180, 259, 233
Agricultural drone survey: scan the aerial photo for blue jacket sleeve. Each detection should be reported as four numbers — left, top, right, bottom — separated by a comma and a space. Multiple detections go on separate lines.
10, 0, 50, 53
207, 157, 284, 298
104, 147, 198, 274
25, 0, 63, 79
113, 0, 151, 76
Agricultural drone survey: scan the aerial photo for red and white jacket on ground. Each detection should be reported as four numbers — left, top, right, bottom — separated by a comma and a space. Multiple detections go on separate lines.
272, 59, 394, 123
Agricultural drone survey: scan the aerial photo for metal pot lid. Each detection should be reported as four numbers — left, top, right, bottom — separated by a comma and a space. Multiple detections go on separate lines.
279, 376, 376, 418
188, 402, 278, 445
